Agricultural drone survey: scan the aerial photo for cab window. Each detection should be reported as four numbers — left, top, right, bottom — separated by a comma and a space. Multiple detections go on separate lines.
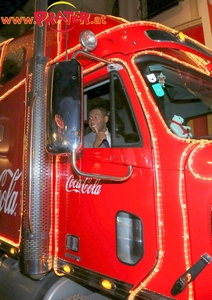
136, 54, 212, 139
84, 72, 141, 147
0, 47, 25, 85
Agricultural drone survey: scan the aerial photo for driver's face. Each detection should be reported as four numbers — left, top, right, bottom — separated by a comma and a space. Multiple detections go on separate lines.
88, 109, 108, 133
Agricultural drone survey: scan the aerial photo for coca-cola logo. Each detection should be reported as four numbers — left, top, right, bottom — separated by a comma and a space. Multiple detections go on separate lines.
0, 169, 22, 216
66, 175, 102, 195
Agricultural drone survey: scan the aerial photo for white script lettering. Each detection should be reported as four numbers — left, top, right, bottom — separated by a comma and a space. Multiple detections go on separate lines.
0, 169, 22, 216
66, 175, 102, 195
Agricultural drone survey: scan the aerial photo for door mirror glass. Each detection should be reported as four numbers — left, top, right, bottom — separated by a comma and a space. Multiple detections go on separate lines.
46, 59, 83, 155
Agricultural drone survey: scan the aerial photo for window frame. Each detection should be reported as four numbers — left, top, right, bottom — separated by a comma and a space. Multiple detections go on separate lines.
83, 67, 142, 148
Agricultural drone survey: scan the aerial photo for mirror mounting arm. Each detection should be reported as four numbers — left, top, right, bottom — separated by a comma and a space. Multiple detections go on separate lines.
72, 50, 111, 65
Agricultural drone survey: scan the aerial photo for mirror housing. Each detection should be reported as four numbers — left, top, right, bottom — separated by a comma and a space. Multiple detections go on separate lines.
46, 59, 83, 155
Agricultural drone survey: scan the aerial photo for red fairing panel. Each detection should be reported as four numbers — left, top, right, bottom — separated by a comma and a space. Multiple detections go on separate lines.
0, 83, 25, 245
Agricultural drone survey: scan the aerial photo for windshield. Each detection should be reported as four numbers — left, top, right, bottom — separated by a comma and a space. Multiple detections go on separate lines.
136, 54, 212, 139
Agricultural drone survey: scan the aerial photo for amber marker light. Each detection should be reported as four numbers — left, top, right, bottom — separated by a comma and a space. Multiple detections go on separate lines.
62, 264, 72, 274
10, 248, 16, 255
177, 32, 186, 43
101, 279, 115, 290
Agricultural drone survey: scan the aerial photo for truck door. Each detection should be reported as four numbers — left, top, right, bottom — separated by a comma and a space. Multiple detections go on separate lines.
55, 65, 157, 296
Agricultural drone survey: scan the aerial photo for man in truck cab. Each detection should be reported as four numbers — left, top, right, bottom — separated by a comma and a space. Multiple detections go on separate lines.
84, 104, 111, 148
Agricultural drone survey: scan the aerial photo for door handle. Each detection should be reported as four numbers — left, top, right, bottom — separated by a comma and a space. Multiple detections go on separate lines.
72, 151, 133, 182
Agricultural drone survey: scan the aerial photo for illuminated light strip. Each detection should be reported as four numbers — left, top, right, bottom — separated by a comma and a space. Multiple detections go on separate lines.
46, 43, 81, 67
142, 49, 210, 78
129, 51, 202, 299
129, 51, 201, 297
56, 20, 63, 56
53, 156, 65, 277
0, 236, 19, 248
178, 143, 198, 300
188, 141, 212, 180
53, 157, 77, 276
45, 19, 183, 66
0, 38, 14, 48
0, 38, 14, 78
0, 79, 25, 102
94, 19, 212, 67
96, 19, 177, 38
46, 19, 188, 67
128, 55, 165, 299
183, 51, 210, 74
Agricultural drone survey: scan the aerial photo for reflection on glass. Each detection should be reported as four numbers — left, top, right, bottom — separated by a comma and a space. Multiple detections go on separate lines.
137, 54, 212, 139
116, 211, 143, 265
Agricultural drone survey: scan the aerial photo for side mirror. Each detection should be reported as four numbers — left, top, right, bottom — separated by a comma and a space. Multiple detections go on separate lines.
46, 59, 83, 155
46, 55, 133, 182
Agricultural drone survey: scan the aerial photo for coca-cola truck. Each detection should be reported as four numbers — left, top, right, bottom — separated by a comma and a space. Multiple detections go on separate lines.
0, 3, 212, 300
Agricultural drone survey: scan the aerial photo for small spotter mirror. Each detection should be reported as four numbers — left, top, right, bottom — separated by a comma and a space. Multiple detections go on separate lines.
46, 59, 83, 155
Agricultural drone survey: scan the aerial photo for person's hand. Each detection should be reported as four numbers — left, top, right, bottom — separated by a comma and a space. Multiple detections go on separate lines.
93, 128, 107, 148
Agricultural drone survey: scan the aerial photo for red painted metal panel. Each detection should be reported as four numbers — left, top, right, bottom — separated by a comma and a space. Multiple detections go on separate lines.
0, 82, 25, 245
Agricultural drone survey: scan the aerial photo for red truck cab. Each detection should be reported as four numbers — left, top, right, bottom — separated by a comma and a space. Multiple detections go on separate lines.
0, 10, 212, 300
